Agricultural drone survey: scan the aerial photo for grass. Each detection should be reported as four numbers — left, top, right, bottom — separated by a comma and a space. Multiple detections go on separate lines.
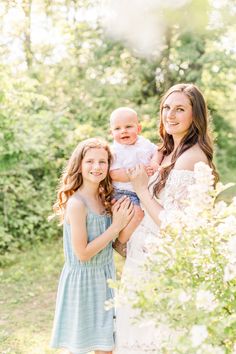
0, 174, 234, 354
1, 238, 65, 354
0, 239, 124, 354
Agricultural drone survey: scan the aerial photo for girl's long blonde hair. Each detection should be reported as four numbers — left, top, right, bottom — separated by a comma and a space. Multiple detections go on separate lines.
152, 83, 219, 197
53, 138, 114, 223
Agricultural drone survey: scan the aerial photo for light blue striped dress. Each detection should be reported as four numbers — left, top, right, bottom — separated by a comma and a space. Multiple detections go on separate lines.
50, 207, 115, 353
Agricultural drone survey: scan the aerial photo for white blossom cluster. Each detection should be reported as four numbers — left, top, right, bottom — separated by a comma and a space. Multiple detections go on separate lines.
112, 162, 236, 353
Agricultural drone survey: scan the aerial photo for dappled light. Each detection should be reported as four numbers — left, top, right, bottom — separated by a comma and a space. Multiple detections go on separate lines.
0, 0, 236, 353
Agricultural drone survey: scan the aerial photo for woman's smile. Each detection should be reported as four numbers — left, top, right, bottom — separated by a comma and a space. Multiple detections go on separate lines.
162, 91, 193, 141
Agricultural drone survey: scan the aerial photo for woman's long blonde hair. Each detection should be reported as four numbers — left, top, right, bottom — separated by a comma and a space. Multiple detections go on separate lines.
53, 138, 114, 223
153, 83, 219, 197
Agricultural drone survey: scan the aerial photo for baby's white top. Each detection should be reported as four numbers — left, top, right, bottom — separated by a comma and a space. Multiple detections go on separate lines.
110, 135, 156, 192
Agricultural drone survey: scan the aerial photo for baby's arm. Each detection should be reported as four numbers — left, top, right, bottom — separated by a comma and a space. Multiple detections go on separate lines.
110, 149, 131, 182
110, 168, 130, 182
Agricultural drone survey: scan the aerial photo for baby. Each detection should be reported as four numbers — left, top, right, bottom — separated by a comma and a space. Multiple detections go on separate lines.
110, 107, 162, 256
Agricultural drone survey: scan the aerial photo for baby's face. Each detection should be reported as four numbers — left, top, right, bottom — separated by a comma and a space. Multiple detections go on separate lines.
110, 111, 141, 145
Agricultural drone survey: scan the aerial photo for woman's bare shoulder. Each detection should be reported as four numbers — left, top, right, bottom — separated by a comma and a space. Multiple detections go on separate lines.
174, 144, 208, 171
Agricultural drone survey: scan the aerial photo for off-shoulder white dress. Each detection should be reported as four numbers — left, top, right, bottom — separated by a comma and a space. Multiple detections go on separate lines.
114, 169, 195, 354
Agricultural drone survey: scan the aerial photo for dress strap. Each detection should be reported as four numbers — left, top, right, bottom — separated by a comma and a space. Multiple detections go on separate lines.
64, 194, 88, 224
73, 194, 106, 216
73, 195, 92, 214
74, 194, 88, 207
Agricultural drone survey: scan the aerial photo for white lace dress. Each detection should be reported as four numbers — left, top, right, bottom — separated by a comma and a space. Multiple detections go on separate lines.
114, 169, 195, 354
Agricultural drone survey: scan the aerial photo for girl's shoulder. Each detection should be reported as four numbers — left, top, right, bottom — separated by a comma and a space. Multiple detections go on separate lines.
66, 195, 87, 217
174, 144, 208, 171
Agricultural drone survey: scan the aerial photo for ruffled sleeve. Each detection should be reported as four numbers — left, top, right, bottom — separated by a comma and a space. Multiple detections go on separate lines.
159, 170, 195, 226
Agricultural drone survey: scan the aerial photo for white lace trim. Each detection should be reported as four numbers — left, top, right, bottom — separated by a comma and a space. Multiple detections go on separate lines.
160, 169, 195, 211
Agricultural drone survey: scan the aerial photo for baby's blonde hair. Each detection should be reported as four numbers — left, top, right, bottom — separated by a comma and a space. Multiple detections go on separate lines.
110, 107, 138, 125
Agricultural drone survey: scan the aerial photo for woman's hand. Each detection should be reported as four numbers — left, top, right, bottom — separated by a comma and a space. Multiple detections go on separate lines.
127, 164, 149, 195
112, 197, 134, 231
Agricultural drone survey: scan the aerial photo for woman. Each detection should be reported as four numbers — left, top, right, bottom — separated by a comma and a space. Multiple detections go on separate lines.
114, 83, 218, 354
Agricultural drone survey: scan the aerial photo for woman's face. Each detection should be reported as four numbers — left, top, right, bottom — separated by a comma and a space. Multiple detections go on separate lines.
161, 91, 193, 140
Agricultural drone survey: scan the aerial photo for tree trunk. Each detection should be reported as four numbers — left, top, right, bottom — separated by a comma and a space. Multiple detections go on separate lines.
22, 0, 33, 69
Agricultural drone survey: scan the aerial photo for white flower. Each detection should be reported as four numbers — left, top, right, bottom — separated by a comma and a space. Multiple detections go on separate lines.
183, 205, 209, 230
232, 342, 236, 354
187, 183, 213, 212
159, 209, 183, 229
193, 162, 214, 189
190, 324, 208, 347
196, 344, 225, 354
213, 200, 227, 217
228, 236, 236, 255
217, 216, 236, 236
223, 263, 236, 282
196, 290, 218, 312
178, 291, 191, 303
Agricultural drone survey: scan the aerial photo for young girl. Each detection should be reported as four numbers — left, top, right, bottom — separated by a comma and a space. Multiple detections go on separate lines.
50, 138, 134, 354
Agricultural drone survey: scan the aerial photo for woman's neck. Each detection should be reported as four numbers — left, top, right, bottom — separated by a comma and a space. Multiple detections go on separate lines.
172, 135, 182, 150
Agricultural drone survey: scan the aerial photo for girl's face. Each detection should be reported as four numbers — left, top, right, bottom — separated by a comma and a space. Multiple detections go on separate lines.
162, 92, 193, 140
81, 148, 109, 184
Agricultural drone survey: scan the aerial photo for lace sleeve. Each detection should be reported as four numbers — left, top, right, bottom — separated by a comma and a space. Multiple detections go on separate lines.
159, 170, 195, 225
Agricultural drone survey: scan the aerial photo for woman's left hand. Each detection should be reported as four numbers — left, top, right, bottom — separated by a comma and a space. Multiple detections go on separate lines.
127, 164, 149, 195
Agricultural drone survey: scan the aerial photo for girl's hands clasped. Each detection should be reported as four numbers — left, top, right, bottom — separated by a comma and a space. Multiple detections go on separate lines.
112, 197, 134, 231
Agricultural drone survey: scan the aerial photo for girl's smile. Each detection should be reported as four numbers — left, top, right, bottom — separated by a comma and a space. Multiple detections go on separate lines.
81, 148, 109, 183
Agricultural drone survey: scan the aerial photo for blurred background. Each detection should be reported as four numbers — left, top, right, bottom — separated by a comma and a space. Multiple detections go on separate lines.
0, 0, 235, 352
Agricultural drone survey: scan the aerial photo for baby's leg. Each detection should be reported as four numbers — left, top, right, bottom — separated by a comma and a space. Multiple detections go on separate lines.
118, 205, 144, 244
95, 351, 112, 354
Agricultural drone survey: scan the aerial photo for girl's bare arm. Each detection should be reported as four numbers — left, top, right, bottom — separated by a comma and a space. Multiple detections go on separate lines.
68, 197, 134, 261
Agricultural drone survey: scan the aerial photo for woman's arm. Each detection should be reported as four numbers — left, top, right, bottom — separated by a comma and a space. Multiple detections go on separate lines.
127, 164, 163, 226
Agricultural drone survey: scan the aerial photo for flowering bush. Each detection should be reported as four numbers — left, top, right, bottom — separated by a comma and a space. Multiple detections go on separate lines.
114, 162, 236, 353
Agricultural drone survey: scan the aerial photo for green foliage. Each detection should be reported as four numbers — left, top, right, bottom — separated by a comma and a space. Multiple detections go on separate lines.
212, 109, 236, 182
0, 0, 236, 260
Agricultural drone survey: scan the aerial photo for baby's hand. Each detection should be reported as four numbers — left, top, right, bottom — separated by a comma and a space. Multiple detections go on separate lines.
145, 164, 156, 176
147, 149, 163, 175
150, 161, 161, 173
145, 160, 161, 176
